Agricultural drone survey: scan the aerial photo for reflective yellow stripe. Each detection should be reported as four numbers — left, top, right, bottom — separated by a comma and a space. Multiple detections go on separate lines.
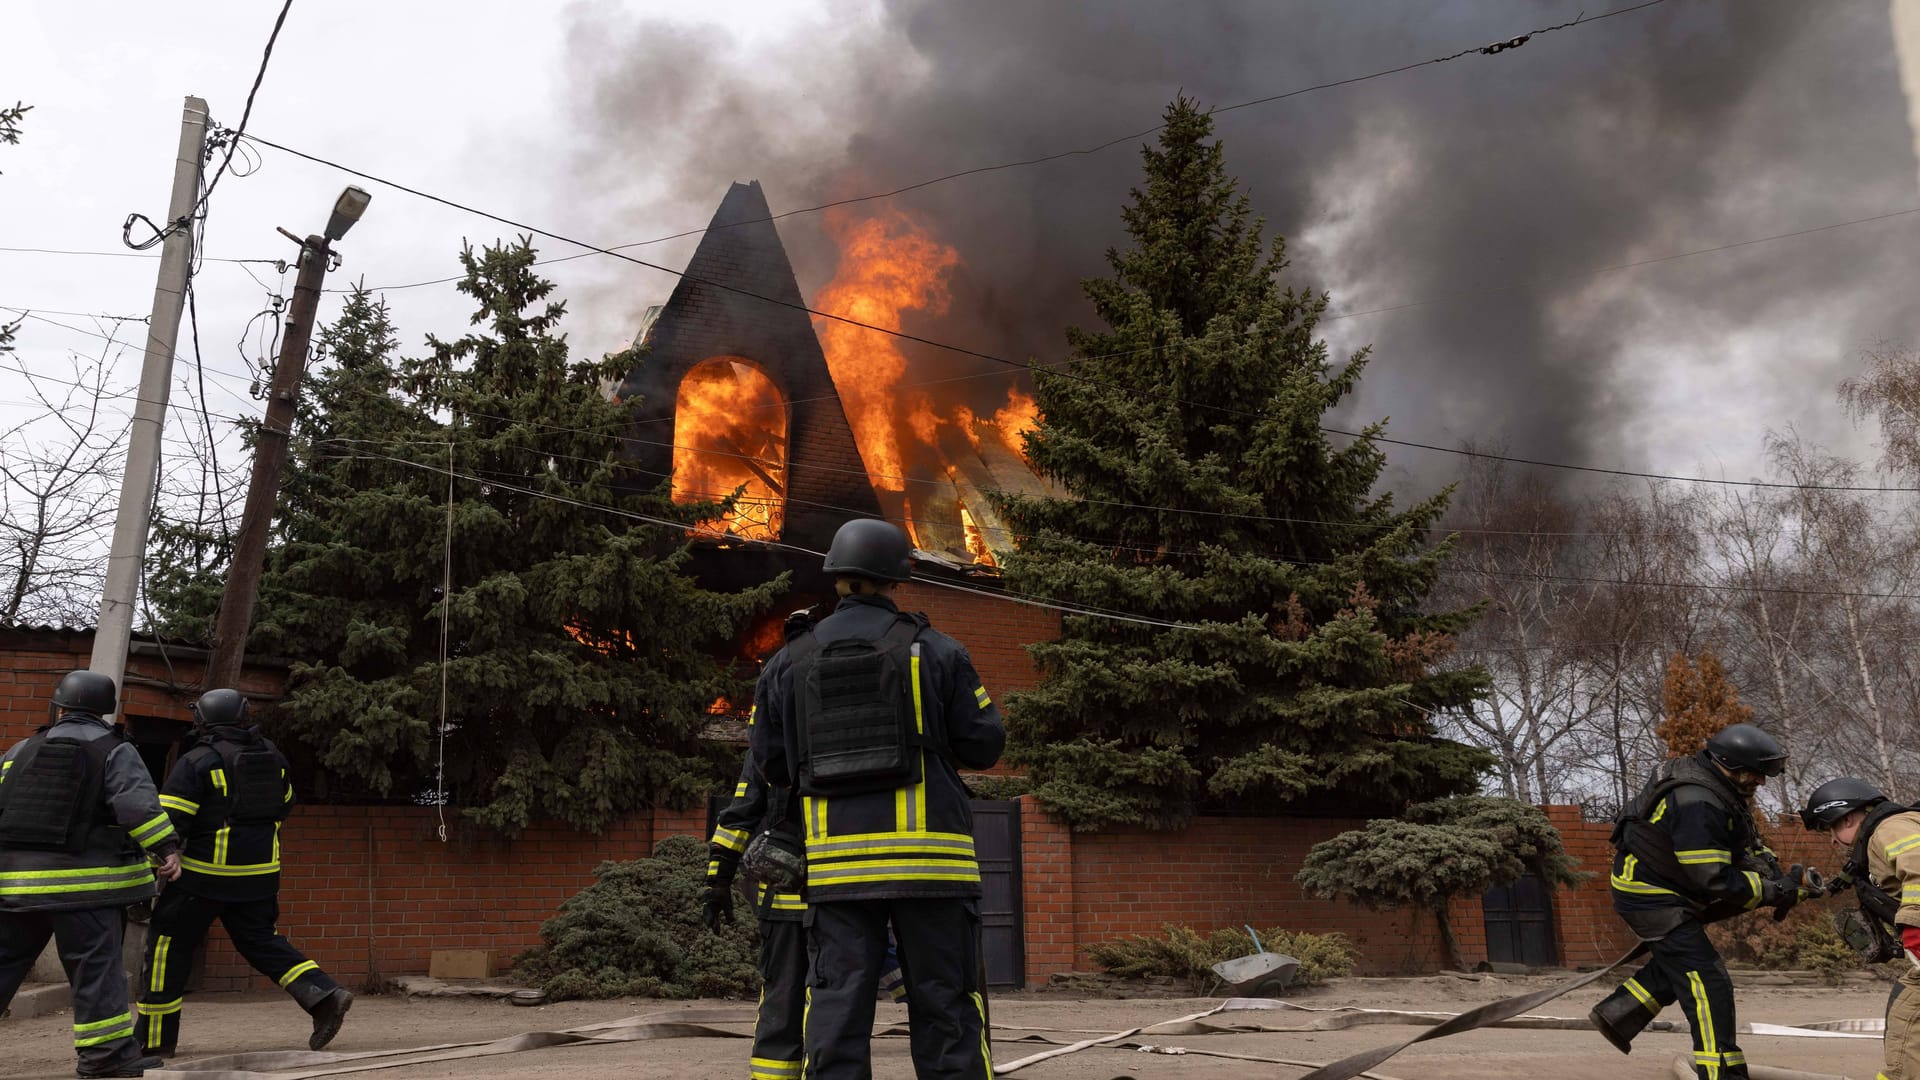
973, 685, 991, 709
1688, 970, 1718, 1080
972, 991, 993, 1074
1888, 835, 1920, 858
1674, 848, 1732, 865
750, 1057, 802, 1080
273, 821, 281, 865
753, 882, 807, 910
75, 1011, 134, 1047
158, 794, 200, 815
747, 704, 756, 727
0, 866, 152, 896
136, 998, 184, 1016
1648, 798, 1667, 824
1901, 883, 1920, 901
808, 861, 982, 886
1742, 870, 1763, 910
150, 934, 171, 993
711, 825, 749, 853
0, 861, 151, 880
1623, 977, 1657, 1011
734, 782, 749, 798
131, 812, 176, 849
1609, 873, 1679, 897
214, 825, 230, 866
278, 960, 319, 988
211, 769, 227, 795
181, 856, 279, 877
804, 795, 827, 843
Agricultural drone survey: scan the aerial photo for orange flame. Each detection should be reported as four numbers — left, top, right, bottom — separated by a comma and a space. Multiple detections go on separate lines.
671, 356, 788, 539
992, 386, 1039, 460
958, 501, 997, 568
813, 206, 959, 494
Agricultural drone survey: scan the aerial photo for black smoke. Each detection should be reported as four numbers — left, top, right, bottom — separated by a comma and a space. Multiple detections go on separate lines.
561, 0, 1920, 491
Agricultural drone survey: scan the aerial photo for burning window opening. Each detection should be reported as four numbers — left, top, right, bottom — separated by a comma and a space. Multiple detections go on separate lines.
671, 356, 788, 539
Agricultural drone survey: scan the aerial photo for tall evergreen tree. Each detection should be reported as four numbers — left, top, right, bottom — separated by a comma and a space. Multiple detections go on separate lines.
157, 243, 783, 833
994, 98, 1492, 830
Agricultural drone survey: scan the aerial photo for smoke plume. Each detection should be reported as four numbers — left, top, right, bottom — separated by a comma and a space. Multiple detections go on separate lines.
561, 0, 1920, 492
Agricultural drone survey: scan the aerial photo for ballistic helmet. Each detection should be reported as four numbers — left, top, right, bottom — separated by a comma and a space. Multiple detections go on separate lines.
1704, 723, 1788, 778
191, 687, 251, 729
822, 519, 912, 583
50, 669, 116, 718
1800, 777, 1888, 830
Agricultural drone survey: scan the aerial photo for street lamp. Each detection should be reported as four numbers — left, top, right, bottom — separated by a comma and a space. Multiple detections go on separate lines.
324, 185, 372, 242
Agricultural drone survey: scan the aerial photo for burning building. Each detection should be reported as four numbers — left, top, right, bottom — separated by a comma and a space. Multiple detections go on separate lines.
615, 181, 1058, 573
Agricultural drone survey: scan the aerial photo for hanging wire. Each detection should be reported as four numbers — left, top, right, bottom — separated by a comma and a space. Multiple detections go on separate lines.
435, 438, 454, 842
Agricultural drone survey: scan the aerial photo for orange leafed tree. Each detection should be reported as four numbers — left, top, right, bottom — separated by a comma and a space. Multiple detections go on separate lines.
1657, 649, 1753, 758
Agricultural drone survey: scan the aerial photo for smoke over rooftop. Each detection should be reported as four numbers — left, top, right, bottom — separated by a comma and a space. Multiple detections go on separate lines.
562, 0, 1920, 493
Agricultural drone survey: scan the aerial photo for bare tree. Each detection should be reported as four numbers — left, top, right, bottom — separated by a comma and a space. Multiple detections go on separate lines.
0, 356, 132, 625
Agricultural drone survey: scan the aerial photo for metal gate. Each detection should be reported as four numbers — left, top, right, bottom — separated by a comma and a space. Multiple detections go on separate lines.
969, 799, 1025, 988
1481, 874, 1558, 968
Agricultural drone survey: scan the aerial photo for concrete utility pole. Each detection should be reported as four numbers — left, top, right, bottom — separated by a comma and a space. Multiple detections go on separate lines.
89, 96, 209, 714
205, 187, 370, 690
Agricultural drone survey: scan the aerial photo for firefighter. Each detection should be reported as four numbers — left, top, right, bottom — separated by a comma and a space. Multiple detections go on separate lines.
1589, 723, 1808, 1079
132, 688, 351, 1057
751, 518, 1004, 1080
0, 670, 181, 1078
1798, 777, 1920, 1080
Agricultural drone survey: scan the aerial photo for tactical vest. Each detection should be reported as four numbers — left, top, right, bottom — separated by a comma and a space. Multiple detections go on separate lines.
1848, 801, 1918, 926
791, 614, 928, 796
1610, 757, 1752, 895
0, 728, 120, 853
209, 738, 284, 825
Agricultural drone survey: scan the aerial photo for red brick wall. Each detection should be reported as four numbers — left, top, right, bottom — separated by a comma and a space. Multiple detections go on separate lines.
892, 580, 1058, 698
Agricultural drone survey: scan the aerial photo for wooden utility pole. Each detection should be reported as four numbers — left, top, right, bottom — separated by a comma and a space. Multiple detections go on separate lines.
203, 231, 332, 690
89, 96, 208, 712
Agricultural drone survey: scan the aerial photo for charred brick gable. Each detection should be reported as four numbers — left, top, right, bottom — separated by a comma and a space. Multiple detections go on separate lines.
617, 181, 881, 552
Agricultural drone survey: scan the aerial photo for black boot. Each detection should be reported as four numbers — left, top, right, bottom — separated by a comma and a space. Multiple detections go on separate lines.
308, 988, 353, 1051
76, 1055, 165, 1078
1589, 989, 1657, 1055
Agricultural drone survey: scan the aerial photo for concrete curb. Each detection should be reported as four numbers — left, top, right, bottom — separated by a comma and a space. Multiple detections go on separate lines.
2, 982, 71, 1020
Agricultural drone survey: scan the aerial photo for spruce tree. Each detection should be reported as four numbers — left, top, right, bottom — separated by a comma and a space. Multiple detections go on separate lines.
159, 243, 783, 833
995, 97, 1492, 830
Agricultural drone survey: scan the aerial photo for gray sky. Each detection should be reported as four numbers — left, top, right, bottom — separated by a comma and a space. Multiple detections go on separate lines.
4, 0, 1918, 518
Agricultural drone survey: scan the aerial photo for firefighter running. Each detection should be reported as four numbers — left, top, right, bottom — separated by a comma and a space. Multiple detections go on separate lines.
132, 688, 351, 1057
0, 670, 181, 1078
1798, 777, 1920, 1080
752, 518, 1005, 1080
1589, 722, 1810, 1079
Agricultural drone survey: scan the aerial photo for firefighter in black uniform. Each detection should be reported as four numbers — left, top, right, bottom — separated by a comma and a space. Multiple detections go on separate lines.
132, 688, 351, 1057
0, 670, 180, 1078
752, 519, 1004, 1080
1589, 723, 1807, 1079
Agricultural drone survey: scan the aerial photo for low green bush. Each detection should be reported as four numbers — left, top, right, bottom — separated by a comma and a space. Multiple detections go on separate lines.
515, 835, 761, 1000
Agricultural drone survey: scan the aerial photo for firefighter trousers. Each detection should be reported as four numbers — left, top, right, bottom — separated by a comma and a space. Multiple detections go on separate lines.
751, 919, 807, 1080
1882, 962, 1920, 1080
134, 887, 340, 1053
1601, 919, 1745, 1079
805, 898, 990, 1080
0, 906, 143, 1072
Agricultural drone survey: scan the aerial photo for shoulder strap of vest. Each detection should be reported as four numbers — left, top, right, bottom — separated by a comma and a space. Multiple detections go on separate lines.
1615, 769, 1733, 891
1848, 802, 1919, 925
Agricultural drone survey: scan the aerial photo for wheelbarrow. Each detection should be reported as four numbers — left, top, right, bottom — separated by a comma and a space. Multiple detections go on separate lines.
1209, 925, 1299, 997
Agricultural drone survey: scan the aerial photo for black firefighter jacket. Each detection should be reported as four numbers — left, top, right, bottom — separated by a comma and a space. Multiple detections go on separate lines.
158, 725, 294, 903
750, 593, 1006, 903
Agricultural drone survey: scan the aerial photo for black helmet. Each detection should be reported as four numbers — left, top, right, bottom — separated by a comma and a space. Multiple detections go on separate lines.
51, 669, 116, 717
191, 688, 251, 729
1703, 723, 1788, 778
1800, 777, 1888, 830
822, 519, 912, 583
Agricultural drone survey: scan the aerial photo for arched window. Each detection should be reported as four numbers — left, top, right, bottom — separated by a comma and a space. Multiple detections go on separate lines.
671, 356, 788, 539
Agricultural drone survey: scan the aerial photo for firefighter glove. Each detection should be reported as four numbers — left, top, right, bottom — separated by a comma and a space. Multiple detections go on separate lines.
702, 882, 735, 932
1770, 863, 1806, 921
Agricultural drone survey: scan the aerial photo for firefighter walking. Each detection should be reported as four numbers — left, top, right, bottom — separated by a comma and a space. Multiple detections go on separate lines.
0, 670, 181, 1078
132, 688, 351, 1057
1589, 723, 1806, 1079
1798, 777, 1920, 1080
752, 518, 1005, 1080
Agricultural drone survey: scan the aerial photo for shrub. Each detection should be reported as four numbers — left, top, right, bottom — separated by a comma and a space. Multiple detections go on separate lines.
1085, 923, 1356, 990
1709, 904, 1866, 984
515, 835, 761, 1000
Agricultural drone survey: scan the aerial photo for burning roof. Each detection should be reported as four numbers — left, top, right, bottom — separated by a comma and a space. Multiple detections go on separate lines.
621, 181, 1054, 570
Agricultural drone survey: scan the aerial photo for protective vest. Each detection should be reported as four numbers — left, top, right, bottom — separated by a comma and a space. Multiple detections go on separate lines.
0, 729, 119, 853
212, 738, 286, 825
791, 614, 928, 796
1611, 758, 1749, 890
1848, 801, 1917, 926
